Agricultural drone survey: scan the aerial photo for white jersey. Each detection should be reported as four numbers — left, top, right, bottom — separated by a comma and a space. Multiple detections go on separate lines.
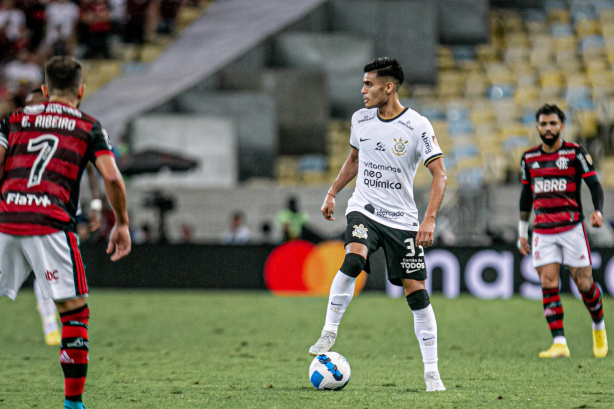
346, 107, 443, 231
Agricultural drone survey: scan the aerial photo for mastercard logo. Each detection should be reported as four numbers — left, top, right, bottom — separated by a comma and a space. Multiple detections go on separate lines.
264, 240, 367, 296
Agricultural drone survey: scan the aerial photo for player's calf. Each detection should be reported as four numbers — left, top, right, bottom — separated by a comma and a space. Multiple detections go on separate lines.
59, 305, 90, 407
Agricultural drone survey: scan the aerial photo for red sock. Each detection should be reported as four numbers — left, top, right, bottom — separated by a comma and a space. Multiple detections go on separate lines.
59, 305, 89, 402
581, 283, 604, 323
542, 287, 564, 338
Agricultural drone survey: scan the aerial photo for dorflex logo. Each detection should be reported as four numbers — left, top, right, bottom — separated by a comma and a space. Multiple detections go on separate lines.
264, 240, 367, 296
533, 177, 568, 193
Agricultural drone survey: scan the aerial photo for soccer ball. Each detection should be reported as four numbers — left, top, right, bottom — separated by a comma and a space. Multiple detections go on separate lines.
308, 352, 351, 391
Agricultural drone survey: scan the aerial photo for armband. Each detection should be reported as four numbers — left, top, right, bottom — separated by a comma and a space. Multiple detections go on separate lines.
518, 220, 529, 239
90, 198, 102, 212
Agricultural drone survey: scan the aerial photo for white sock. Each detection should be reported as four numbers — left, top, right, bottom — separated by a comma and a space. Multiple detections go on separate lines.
413, 304, 439, 374
553, 335, 567, 345
593, 320, 605, 331
322, 271, 356, 333
34, 280, 59, 335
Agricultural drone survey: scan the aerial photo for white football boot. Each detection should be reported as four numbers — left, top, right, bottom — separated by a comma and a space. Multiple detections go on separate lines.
424, 371, 446, 392
309, 330, 337, 356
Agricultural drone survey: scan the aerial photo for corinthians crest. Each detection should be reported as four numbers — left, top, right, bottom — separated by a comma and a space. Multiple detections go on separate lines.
391, 138, 408, 156
352, 224, 368, 239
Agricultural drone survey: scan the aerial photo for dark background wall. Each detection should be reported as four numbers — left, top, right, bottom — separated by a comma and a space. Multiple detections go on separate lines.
49, 244, 614, 297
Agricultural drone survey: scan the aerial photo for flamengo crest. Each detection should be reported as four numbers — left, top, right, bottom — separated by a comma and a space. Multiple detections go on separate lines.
556, 157, 569, 170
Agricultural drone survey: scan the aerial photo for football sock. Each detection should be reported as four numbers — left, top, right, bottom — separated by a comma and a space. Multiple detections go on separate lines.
34, 279, 59, 336
60, 305, 90, 403
322, 271, 355, 333
542, 287, 565, 339
407, 290, 439, 374
580, 282, 604, 328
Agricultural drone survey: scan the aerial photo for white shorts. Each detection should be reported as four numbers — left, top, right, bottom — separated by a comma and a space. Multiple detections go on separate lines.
0, 231, 88, 301
532, 223, 591, 269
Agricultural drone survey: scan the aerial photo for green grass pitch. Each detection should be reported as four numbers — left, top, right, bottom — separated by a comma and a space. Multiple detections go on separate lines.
1, 290, 613, 408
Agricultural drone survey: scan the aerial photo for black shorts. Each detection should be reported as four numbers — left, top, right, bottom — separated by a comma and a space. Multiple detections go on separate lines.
344, 211, 426, 286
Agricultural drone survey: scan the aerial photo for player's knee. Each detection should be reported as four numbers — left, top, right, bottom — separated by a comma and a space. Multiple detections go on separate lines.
406, 289, 430, 311
340, 253, 366, 278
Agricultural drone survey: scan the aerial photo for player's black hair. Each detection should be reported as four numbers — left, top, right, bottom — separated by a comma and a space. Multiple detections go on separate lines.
363, 57, 404, 88
45, 56, 83, 97
535, 104, 566, 124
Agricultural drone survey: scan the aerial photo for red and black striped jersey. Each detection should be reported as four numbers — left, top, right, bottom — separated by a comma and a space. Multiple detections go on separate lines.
520, 140, 596, 234
0, 102, 113, 236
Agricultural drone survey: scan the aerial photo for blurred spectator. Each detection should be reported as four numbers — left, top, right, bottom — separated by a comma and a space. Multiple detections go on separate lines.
180, 223, 194, 243
275, 196, 309, 241
260, 221, 275, 245
42, 0, 79, 58
108, 0, 126, 37
80, 0, 112, 59
23, 0, 46, 50
4, 49, 43, 97
221, 211, 252, 244
132, 222, 153, 244
0, 0, 26, 44
124, 0, 152, 61
157, 0, 181, 35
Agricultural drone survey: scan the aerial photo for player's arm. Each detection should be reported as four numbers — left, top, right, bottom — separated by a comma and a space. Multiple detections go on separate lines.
86, 162, 102, 231
584, 174, 604, 227
578, 147, 604, 228
0, 115, 8, 181
518, 156, 533, 255
417, 157, 447, 248
322, 147, 359, 221
0, 146, 5, 182
95, 154, 131, 261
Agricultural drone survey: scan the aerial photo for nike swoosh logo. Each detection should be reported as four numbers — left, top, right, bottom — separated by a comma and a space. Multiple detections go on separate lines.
423, 336, 435, 341
359, 138, 370, 142
331, 302, 342, 306
406, 269, 420, 274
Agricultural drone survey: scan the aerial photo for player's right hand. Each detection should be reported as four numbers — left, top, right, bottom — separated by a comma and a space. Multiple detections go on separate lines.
321, 196, 335, 221
517, 237, 530, 256
107, 224, 131, 261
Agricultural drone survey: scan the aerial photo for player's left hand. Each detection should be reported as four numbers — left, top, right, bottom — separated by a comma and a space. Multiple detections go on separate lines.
107, 224, 131, 261
417, 217, 435, 248
590, 210, 603, 228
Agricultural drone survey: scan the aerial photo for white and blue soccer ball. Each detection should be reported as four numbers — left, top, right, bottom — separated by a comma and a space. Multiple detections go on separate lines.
309, 352, 351, 391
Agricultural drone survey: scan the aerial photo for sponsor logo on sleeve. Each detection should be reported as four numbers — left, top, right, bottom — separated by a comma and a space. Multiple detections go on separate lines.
420, 132, 432, 155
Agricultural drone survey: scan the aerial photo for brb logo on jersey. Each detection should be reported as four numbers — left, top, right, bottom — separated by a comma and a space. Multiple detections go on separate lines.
391, 138, 408, 156
533, 177, 568, 193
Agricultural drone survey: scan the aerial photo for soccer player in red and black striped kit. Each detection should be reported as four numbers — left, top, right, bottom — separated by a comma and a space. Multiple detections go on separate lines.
0, 56, 131, 409
518, 104, 607, 358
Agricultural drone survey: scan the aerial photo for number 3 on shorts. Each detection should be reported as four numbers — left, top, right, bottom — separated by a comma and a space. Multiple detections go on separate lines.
27, 134, 59, 188
404, 237, 424, 257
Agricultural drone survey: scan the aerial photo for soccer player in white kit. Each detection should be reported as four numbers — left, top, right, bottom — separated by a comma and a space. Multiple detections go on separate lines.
308, 58, 448, 392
